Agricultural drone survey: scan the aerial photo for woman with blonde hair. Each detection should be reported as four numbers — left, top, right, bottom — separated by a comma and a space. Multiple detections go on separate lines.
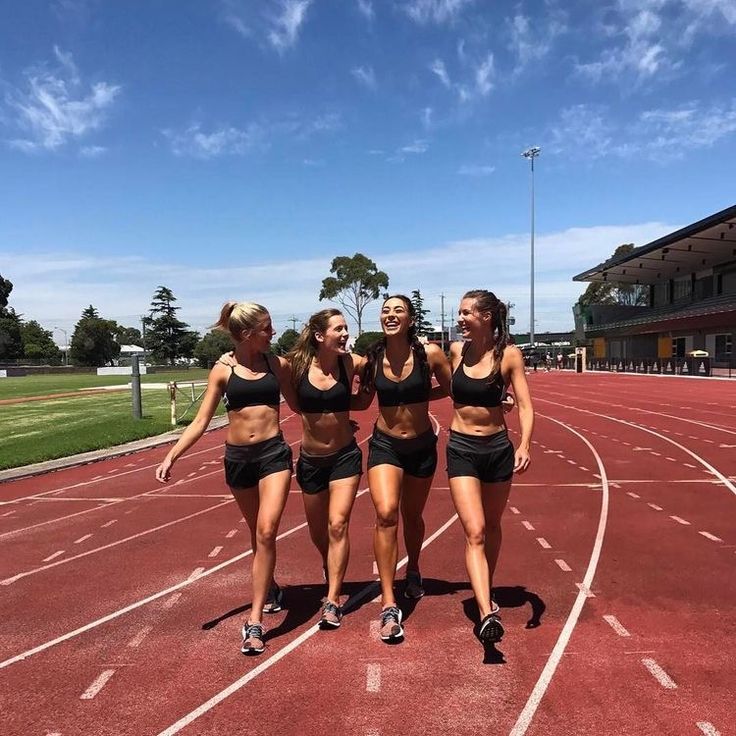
155, 301, 296, 656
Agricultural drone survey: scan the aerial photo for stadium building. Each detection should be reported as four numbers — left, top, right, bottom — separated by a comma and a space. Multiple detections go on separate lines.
573, 204, 736, 376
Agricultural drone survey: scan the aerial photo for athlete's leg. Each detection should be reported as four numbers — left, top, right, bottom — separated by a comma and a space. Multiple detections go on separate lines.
301, 490, 329, 571
400, 474, 432, 576
325, 475, 360, 603
369, 464, 403, 608
482, 479, 512, 593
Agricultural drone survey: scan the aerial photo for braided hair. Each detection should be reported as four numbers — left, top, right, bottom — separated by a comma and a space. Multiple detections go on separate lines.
361, 294, 431, 393
462, 290, 509, 381
288, 308, 344, 389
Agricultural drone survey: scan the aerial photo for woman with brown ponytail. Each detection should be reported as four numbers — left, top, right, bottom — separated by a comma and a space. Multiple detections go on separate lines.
155, 301, 297, 656
447, 290, 533, 647
354, 294, 452, 642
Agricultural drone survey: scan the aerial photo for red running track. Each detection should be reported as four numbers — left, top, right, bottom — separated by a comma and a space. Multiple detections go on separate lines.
0, 374, 734, 736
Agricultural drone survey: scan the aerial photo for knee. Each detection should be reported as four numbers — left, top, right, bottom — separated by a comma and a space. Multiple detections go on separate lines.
328, 516, 348, 541
465, 525, 486, 547
256, 524, 278, 547
375, 506, 399, 529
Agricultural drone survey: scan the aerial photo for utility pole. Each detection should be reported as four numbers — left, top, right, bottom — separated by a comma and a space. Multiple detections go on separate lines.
522, 146, 541, 347
440, 293, 446, 352
288, 316, 299, 332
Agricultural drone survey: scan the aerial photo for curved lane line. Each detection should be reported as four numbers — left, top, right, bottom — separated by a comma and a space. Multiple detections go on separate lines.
510, 413, 610, 736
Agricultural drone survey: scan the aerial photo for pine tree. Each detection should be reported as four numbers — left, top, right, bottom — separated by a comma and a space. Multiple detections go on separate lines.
410, 289, 433, 336
145, 286, 194, 365
69, 305, 120, 366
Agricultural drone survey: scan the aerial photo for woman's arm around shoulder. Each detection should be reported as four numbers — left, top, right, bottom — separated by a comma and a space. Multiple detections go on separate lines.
349, 352, 375, 411
270, 354, 301, 414
155, 362, 229, 482
426, 343, 452, 399
502, 345, 534, 474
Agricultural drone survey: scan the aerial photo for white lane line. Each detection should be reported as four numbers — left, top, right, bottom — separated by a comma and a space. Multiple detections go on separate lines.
80, 669, 116, 699
602, 615, 631, 637
510, 415, 609, 736
566, 459, 577, 465
579, 466, 589, 472
665, 457, 676, 462
0, 517, 312, 671
127, 626, 153, 648
649, 451, 661, 457
554, 559, 571, 572
1, 510, 16, 517
696, 722, 721, 736
366, 664, 381, 693
74, 534, 93, 544
163, 592, 183, 610
684, 463, 696, 469
101, 519, 118, 528
187, 472, 196, 478
372, 561, 378, 576
670, 516, 691, 525
154, 512, 459, 736
647, 503, 663, 511
208, 546, 223, 558
641, 658, 677, 689
626, 492, 640, 499
536, 537, 551, 549
698, 531, 722, 542
509, 506, 521, 515
522, 521, 535, 531
0, 501, 234, 586
188, 567, 206, 580
42, 550, 65, 562
225, 529, 238, 538
575, 583, 595, 598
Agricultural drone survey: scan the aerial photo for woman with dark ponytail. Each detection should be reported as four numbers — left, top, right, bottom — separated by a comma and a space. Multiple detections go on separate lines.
447, 290, 534, 647
353, 294, 452, 643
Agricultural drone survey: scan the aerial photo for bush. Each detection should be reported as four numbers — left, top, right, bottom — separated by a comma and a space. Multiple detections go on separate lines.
353, 331, 383, 356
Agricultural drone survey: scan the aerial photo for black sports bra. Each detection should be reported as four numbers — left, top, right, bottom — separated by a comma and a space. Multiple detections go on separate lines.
451, 349, 505, 408
222, 356, 281, 411
375, 351, 430, 407
297, 358, 351, 414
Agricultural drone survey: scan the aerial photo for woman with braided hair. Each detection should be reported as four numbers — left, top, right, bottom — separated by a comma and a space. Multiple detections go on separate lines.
353, 294, 452, 642
447, 290, 534, 647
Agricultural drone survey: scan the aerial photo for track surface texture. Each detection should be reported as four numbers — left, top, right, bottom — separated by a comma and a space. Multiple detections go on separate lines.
1, 373, 734, 736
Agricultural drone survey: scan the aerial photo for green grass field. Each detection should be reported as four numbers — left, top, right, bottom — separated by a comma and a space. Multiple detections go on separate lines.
1, 370, 224, 470
0, 369, 210, 400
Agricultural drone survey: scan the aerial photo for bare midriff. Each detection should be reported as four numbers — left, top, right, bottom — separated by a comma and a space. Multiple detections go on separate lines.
225, 405, 281, 444
376, 401, 433, 439
300, 411, 354, 454
451, 403, 506, 436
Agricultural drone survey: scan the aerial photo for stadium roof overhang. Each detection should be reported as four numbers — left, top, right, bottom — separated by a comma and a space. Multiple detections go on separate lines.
573, 204, 736, 285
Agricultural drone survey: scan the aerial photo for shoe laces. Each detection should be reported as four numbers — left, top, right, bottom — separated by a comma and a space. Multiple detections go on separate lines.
244, 622, 264, 640
322, 600, 341, 616
380, 606, 400, 626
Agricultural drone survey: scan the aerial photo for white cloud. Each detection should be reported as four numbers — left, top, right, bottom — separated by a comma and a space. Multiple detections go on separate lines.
430, 53, 494, 102
458, 163, 495, 176
3, 47, 119, 152
79, 145, 106, 158
163, 122, 263, 159
403, 0, 475, 24
351, 65, 377, 89
399, 139, 429, 154
356, 0, 374, 20
268, 0, 312, 52
430, 59, 451, 87
421, 106, 433, 129
474, 54, 494, 96
507, 11, 567, 74
5, 221, 677, 336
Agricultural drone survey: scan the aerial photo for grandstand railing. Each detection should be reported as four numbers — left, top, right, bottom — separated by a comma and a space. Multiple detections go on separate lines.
582, 356, 736, 378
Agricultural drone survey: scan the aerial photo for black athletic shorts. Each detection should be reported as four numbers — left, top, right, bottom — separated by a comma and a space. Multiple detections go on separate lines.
224, 433, 293, 490
367, 426, 437, 478
446, 429, 514, 483
296, 439, 363, 495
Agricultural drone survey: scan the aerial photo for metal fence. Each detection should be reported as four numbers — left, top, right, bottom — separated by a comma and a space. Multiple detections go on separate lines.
583, 356, 736, 378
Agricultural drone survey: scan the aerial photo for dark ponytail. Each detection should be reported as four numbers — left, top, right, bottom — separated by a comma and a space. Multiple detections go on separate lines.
462, 290, 509, 381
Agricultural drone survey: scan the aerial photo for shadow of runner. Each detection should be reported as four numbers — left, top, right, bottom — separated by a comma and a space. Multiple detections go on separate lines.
493, 585, 546, 629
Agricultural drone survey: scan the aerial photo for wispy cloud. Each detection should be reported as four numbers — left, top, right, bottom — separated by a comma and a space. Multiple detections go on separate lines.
356, 0, 374, 20
421, 107, 433, 129
3, 46, 119, 153
474, 54, 494, 96
79, 145, 106, 158
458, 163, 495, 176
400, 139, 429, 154
403, 0, 475, 25
432, 52, 495, 102
268, 0, 313, 52
430, 59, 451, 87
162, 122, 264, 159
507, 11, 567, 75
351, 65, 377, 89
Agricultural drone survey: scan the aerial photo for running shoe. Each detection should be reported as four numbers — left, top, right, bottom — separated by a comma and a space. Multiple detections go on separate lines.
241, 622, 265, 655
379, 606, 404, 641
404, 570, 425, 600
476, 603, 504, 644
319, 600, 343, 629
263, 583, 283, 614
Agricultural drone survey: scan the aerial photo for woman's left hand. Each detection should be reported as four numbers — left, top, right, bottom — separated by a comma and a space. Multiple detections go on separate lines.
513, 446, 530, 473
502, 393, 515, 414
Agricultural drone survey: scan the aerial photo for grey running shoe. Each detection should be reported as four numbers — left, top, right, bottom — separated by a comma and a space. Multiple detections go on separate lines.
241, 622, 265, 654
379, 606, 404, 641
476, 603, 504, 644
319, 600, 343, 629
263, 583, 283, 614
404, 570, 425, 599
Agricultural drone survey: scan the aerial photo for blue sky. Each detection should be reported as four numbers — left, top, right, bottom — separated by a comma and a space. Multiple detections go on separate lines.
1, 0, 735, 341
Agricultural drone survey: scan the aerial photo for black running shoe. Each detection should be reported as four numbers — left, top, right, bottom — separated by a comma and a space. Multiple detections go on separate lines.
379, 606, 404, 641
404, 570, 425, 600
476, 605, 504, 644
263, 583, 283, 614
241, 622, 265, 655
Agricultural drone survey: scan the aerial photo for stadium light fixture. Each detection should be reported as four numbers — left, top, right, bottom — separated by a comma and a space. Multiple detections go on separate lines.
521, 146, 541, 346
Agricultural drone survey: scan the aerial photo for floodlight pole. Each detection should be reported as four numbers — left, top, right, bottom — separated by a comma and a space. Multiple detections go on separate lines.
521, 146, 540, 347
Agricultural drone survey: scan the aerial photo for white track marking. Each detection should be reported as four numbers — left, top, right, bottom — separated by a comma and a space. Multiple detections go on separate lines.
603, 615, 631, 637
510, 415, 609, 736
155, 513, 459, 735
372, 561, 378, 576
554, 559, 571, 572
647, 503, 663, 511
536, 537, 551, 549
522, 521, 535, 531
0, 518, 311, 671
188, 567, 206, 580
208, 546, 223, 558
127, 626, 153, 648
509, 506, 521, 515
575, 583, 595, 598
80, 669, 116, 699
42, 550, 65, 562
627, 492, 640, 499
366, 664, 381, 693
74, 534, 93, 544
641, 658, 677, 689
101, 519, 118, 528
698, 531, 722, 542
0, 501, 233, 586
225, 529, 238, 538
696, 722, 721, 736
1, 510, 16, 517
670, 515, 690, 525
534, 397, 736, 499
684, 463, 696, 468
162, 592, 183, 610
579, 466, 589, 472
